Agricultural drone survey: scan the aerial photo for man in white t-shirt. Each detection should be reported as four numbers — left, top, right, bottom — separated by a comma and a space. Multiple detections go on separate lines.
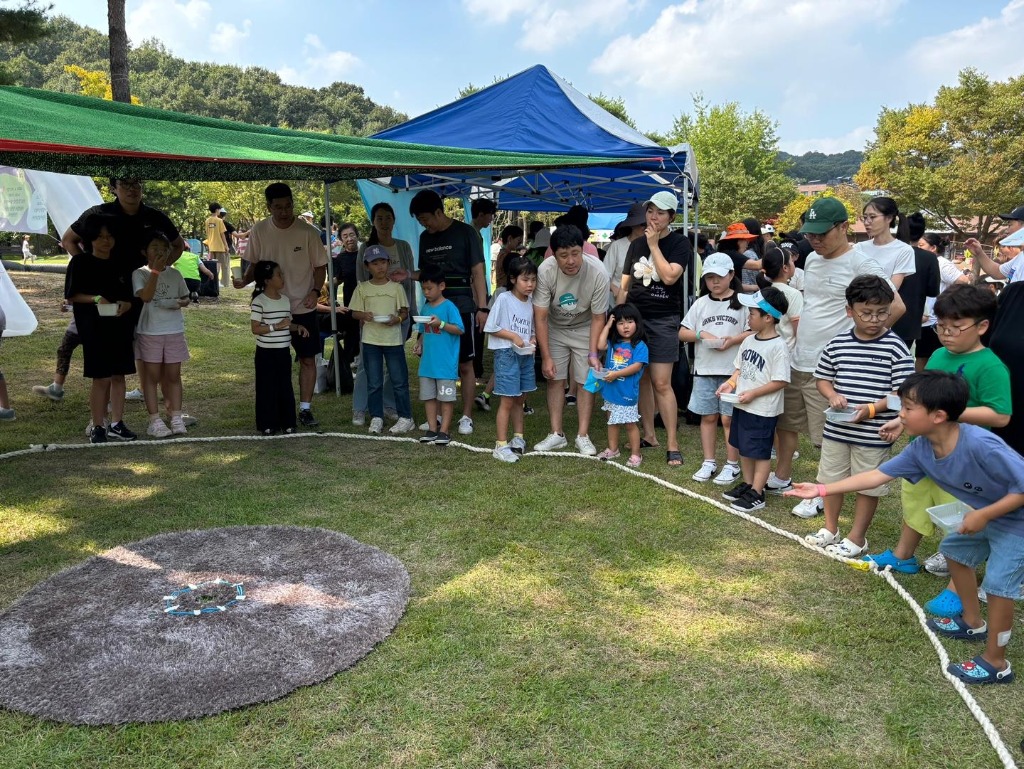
770, 197, 906, 515
236, 183, 328, 428
965, 203, 1024, 284
532, 225, 609, 456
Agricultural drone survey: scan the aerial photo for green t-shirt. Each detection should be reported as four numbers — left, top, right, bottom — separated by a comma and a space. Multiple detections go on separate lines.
175, 253, 200, 281
926, 346, 1012, 418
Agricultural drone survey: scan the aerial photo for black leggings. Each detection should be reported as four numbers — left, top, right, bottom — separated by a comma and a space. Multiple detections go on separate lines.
254, 346, 296, 433
56, 327, 82, 377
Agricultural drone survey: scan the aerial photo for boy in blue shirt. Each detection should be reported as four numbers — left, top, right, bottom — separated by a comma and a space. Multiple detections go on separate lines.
788, 371, 1024, 684
413, 265, 464, 446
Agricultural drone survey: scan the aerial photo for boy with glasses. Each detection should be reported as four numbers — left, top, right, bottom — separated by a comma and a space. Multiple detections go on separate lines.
865, 284, 1012, 606
803, 276, 915, 557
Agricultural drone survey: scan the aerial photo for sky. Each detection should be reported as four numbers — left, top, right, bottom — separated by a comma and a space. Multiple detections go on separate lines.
45, 0, 1024, 155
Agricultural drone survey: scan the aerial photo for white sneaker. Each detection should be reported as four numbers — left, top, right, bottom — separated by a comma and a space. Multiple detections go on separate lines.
146, 419, 172, 438
826, 537, 868, 558
765, 472, 793, 494
509, 436, 527, 455
574, 434, 597, 456
791, 496, 824, 519
169, 416, 187, 435
713, 463, 741, 485
493, 445, 519, 463
534, 432, 568, 451
691, 459, 718, 482
368, 417, 384, 434
923, 552, 949, 576
125, 388, 144, 402
805, 527, 841, 547
352, 411, 366, 427
458, 415, 474, 435
389, 417, 415, 434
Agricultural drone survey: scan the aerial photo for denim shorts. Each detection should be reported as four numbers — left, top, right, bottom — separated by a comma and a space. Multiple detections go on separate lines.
688, 374, 733, 416
493, 346, 537, 397
940, 527, 1024, 600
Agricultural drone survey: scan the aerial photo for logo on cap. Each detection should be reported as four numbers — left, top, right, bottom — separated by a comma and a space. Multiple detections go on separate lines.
808, 209, 817, 220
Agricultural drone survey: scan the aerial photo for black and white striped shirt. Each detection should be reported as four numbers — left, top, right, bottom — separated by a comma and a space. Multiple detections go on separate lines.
250, 294, 292, 349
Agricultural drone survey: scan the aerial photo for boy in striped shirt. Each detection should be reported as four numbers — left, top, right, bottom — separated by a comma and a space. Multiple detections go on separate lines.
804, 275, 915, 557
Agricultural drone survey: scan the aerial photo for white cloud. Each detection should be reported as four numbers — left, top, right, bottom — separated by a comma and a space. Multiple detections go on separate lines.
780, 125, 875, 156
276, 35, 361, 88
906, 0, 1024, 84
212, 19, 252, 56
591, 0, 899, 91
462, 0, 638, 52
127, 0, 211, 54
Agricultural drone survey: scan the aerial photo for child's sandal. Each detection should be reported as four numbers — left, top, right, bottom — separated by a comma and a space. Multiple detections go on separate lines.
626, 454, 642, 468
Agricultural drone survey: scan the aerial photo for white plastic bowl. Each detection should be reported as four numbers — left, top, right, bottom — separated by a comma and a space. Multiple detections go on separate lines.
372, 315, 392, 323
412, 315, 432, 324
927, 500, 971, 535
588, 367, 607, 381
513, 344, 536, 356
702, 337, 726, 349
886, 393, 901, 411
97, 303, 118, 317
719, 392, 740, 404
824, 406, 859, 423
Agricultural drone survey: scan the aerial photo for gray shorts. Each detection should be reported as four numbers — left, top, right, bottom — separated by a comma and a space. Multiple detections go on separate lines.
419, 377, 457, 402
688, 374, 733, 416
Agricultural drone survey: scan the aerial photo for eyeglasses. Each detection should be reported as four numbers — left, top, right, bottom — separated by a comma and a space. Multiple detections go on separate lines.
860, 214, 884, 223
804, 224, 840, 241
932, 322, 978, 337
853, 309, 890, 321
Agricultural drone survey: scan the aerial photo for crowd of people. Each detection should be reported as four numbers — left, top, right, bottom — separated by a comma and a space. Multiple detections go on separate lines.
1, 177, 1023, 687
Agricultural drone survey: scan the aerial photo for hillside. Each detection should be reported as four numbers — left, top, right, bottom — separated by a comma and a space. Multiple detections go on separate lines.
778, 150, 863, 184
0, 16, 407, 136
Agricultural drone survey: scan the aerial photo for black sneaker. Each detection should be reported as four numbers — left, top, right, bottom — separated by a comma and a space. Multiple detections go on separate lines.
433, 432, 451, 446
299, 409, 319, 428
523, 404, 535, 416
722, 481, 752, 502
420, 431, 439, 444
90, 425, 108, 444
730, 488, 766, 512
565, 395, 577, 407
107, 421, 137, 441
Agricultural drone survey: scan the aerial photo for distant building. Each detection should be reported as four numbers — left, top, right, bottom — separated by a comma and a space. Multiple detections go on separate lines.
797, 183, 827, 197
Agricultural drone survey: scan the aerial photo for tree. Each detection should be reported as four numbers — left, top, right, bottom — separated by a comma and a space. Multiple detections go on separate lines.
775, 185, 864, 234
64, 64, 140, 103
0, 0, 51, 84
588, 93, 637, 130
855, 68, 1024, 241
668, 95, 796, 225
106, 0, 130, 103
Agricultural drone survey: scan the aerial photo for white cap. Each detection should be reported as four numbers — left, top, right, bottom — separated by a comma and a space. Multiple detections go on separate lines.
702, 253, 734, 276
646, 191, 679, 212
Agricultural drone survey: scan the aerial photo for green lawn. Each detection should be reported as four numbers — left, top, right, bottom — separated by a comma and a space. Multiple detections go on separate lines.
0, 272, 1020, 769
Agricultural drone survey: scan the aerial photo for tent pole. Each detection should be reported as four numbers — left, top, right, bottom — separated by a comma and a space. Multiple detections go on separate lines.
681, 178, 689, 311
324, 182, 341, 396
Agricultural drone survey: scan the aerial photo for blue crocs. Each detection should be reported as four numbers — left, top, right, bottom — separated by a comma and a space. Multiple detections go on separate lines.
926, 615, 988, 641
948, 655, 1014, 685
924, 588, 963, 618
862, 549, 920, 574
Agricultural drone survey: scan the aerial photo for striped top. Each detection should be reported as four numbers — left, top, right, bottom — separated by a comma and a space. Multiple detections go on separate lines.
814, 329, 914, 446
250, 293, 292, 349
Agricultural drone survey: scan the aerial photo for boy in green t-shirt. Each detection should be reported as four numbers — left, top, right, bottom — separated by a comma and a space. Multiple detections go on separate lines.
866, 285, 1011, 616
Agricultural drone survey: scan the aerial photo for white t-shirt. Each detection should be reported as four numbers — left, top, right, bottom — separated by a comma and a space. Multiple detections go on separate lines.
533, 253, 609, 330
681, 294, 749, 376
733, 334, 790, 417
250, 293, 292, 349
791, 248, 892, 372
485, 291, 534, 350
132, 266, 188, 335
772, 281, 803, 352
925, 256, 968, 325
999, 251, 1024, 283
854, 239, 916, 280
602, 238, 630, 307
790, 268, 805, 291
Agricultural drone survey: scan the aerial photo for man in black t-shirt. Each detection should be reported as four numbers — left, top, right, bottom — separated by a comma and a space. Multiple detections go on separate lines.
410, 190, 487, 435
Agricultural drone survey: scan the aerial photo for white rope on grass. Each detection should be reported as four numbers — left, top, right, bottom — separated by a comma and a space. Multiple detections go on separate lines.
0, 432, 1018, 767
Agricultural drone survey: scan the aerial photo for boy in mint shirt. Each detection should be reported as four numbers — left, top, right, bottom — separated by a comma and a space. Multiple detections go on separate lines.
413, 265, 464, 446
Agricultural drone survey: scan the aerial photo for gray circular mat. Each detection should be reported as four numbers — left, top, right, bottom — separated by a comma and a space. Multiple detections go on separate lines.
0, 525, 410, 724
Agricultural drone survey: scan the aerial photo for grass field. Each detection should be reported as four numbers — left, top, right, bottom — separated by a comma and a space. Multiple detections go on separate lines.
1, 271, 1021, 768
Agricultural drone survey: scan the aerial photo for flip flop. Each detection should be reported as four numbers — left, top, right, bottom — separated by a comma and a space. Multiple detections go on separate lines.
640, 439, 659, 449
947, 655, 1014, 685
666, 450, 683, 466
